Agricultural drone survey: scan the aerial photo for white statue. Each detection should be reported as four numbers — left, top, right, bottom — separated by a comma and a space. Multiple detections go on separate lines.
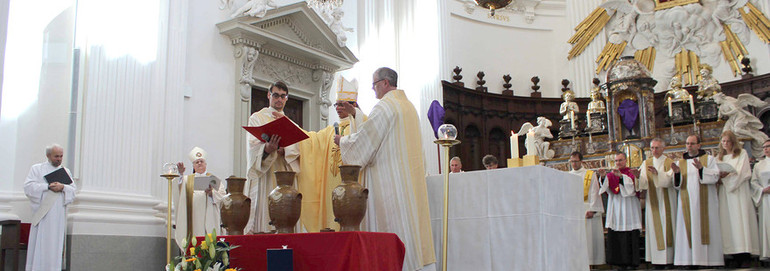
231, 0, 277, 18
517, 117, 556, 159
559, 90, 579, 121
328, 8, 353, 47
713, 92, 769, 158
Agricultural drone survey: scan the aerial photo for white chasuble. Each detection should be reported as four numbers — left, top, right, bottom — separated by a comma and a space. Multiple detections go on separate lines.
673, 153, 723, 266
24, 162, 77, 271
751, 158, 770, 259
570, 167, 605, 265
637, 156, 677, 264
174, 172, 226, 249
717, 149, 759, 255
339, 90, 435, 271
245, 107, 301, 233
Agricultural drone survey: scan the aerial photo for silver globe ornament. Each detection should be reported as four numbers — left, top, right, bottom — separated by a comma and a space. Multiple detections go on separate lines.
437, 124, 458, 140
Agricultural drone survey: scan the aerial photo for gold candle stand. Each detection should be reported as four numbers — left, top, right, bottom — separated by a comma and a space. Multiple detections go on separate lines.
434, 139, 460, 271
160, 173, 179, 265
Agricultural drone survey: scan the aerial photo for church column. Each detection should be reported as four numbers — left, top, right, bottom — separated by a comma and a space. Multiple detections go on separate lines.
64, 0, 186, 269
566, 0, 605, 97
230, 42, 260, 178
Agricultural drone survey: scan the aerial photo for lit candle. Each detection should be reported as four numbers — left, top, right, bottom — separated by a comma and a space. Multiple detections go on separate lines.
511, 131, 519, 158
667, 97, 673, 117
586, 111, 592, 129
688, 94, 695, 115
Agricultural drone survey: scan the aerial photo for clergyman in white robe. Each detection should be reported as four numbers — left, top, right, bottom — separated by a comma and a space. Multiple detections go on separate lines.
672, 150, 723, 267
339, 87, 435, 271
174, 171, 225, 248
717, 148, 759, 256
244, 106, 300, 233
24, 161, 76, 271
751, 148, 770, 260
637, 155, 677, 265
569, 166, 605, 265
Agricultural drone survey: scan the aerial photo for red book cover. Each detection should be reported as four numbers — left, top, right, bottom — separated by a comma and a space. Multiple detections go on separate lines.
243, 116, 309, 148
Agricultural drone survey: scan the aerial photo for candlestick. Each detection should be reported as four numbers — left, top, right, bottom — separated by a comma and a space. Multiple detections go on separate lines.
667, 97, 673, 117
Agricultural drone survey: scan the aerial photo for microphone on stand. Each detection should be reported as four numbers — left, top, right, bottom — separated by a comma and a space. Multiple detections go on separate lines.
334, 122, 340, 135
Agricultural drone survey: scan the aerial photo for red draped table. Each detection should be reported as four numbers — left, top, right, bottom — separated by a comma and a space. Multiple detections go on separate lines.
196, 231, 404, 271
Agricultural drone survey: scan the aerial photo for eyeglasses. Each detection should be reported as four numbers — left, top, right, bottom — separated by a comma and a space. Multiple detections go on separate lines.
270, 92, 288, 99
372, 79, 385, 87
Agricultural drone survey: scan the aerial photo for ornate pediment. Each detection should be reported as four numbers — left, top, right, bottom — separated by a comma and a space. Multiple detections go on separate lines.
218, 2, 358, 72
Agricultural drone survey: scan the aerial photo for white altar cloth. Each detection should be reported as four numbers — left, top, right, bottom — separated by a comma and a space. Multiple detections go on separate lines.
426, 165, 589, 271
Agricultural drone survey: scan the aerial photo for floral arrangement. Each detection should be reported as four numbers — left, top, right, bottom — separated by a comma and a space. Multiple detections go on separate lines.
167, 229, 240, 271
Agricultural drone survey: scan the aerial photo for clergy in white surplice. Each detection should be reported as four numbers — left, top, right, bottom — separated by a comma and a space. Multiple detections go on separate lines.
716, 130, 759, 266
751, 139, 770, 260
597, 153, 642, 269
672, 135, 724, 267
24, 144, 77, 271
335, 67, 436, 271
173, 147, 226, 249
245, 81, 301, 234
568, 152, 605, 266
636, 138, 677, 265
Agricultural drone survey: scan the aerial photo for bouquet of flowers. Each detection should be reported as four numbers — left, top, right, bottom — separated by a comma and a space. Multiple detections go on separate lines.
167, 229, 240, 271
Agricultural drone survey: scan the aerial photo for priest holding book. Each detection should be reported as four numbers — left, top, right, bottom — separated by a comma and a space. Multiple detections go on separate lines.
245, 81, 301, 234
24, 144, 77, 271
174, 147, 225, 248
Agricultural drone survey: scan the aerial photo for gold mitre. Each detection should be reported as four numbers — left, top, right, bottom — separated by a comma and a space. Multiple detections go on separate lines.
188, 147, 207, 162
336, 76, 359, 102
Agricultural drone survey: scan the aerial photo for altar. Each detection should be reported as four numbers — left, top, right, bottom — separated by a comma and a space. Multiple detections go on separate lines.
426, 166, 589, 271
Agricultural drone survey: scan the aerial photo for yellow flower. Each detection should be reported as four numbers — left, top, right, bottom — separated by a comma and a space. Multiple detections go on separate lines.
185, 257, 196, 262
207, 233, 213, 241
189, 247, 195, 255
225, 269, 237, 271
194, 269, 201, 271
201, 241, 208, 250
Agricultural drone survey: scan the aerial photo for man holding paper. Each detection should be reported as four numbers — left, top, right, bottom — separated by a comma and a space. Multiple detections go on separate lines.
24, 144, 76, 271
294, 76, 367, 232
245, 81, 301, 234
174, 147, 225, 248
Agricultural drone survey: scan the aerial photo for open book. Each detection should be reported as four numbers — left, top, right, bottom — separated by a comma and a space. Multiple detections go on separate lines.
194, 175, 221, 191
243, 116, 309, 148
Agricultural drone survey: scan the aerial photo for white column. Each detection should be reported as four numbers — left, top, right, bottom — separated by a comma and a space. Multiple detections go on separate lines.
68, 0, 185, 237
566, 0, 605, 98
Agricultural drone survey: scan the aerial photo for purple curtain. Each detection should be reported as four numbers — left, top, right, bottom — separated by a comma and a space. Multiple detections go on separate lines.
617, 99, 639, 131
427, 100, 445, 139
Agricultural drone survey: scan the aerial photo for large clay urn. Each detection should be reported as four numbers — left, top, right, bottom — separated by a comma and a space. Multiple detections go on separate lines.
332, 165, 369, 231
268, 171, 302, 233
220, 176, 250, 235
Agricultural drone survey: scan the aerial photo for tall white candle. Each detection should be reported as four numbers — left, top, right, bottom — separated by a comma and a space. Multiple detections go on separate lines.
667, 97, 673, 117
586, 112, 592, 129
688, 94, 695, 115
570, 111, 575, 129
511, 131, 519, 158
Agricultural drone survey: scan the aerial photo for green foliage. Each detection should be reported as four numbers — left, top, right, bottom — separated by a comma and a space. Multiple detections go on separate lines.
166, 228, 241, 271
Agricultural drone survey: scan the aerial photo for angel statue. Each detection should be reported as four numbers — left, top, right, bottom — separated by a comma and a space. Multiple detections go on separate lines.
329, 8, 353, 47
231, 0, 277, 18
713, 92, 769, 157
517, 117, 556, 159
696, 64, 721, 101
